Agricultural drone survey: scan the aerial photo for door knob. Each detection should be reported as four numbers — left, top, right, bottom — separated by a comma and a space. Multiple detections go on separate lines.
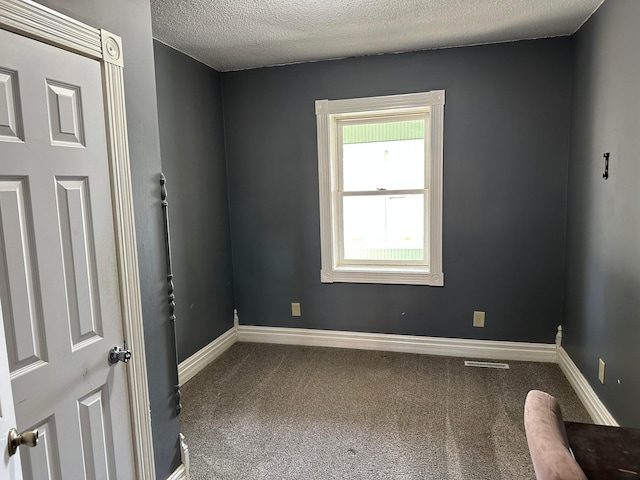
7, 428, 38, 456
108, 342, 132, 365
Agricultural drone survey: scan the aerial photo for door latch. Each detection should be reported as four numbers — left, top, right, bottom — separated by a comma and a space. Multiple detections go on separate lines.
108, 342, 131, 365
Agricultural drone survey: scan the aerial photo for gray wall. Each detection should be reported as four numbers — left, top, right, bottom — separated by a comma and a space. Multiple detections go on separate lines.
37, 1, 180, 477
222, 38, 573, 343
564, 0, 640, 427
153, 41, 235, 362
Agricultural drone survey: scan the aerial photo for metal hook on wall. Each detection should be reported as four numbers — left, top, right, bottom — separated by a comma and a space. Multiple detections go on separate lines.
603, 152, 610, 180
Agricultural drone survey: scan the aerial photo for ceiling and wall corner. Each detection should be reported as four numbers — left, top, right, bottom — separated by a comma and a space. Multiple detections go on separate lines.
151, 0, 604, 71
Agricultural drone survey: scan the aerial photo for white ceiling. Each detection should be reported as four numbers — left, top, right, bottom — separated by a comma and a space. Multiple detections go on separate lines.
150, 0, 604, 72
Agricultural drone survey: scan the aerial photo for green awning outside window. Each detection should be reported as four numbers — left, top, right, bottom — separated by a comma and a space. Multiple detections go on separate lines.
343, 120, 424, 144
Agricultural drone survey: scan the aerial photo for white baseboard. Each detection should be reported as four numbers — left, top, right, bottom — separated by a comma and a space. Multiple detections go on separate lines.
236, 325, 557, 362
178, 327, 237, 385
179, 433, 190, 480
166, 464, 187, 480
557, 346, 618, 426
177, 323, 617, 431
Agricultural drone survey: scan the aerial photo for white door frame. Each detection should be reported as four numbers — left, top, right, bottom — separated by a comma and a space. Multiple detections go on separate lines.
0, 1, 156, 478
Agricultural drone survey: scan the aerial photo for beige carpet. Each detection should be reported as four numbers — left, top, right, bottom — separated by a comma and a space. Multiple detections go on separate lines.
180, 342, 590, 479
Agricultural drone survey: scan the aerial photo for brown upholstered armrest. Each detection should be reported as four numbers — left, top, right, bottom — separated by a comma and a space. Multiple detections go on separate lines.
524, 390, 587, 480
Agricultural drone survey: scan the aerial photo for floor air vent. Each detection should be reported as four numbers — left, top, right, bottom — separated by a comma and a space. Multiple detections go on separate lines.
464, 360, 510, 369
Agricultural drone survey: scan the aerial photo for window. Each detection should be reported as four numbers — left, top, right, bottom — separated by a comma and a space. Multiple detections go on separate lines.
316, 90, 444, 286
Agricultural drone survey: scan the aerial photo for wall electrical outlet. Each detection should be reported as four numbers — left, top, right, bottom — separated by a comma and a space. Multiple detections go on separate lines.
291, 302, 301, 317
473, 311, 485, 328
598, 358, 605, 384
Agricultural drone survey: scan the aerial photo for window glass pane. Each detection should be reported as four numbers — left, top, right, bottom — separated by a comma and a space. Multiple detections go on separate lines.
343, 194, 424, 261
342, 120, 425, 192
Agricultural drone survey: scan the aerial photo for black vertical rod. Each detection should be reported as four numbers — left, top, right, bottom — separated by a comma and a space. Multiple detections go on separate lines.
160, 173, 182, 415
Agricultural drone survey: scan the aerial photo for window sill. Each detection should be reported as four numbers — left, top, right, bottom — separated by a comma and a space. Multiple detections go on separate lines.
321, 268, 444, 286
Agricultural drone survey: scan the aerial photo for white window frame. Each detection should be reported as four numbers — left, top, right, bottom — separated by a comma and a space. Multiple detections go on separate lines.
316, 90, 445, 286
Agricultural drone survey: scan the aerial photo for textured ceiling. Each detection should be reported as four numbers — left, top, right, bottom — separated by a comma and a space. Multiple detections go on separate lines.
151, 0, 603, 72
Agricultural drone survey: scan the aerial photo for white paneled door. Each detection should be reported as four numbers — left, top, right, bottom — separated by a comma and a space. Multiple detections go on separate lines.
0, 27, 135, 479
